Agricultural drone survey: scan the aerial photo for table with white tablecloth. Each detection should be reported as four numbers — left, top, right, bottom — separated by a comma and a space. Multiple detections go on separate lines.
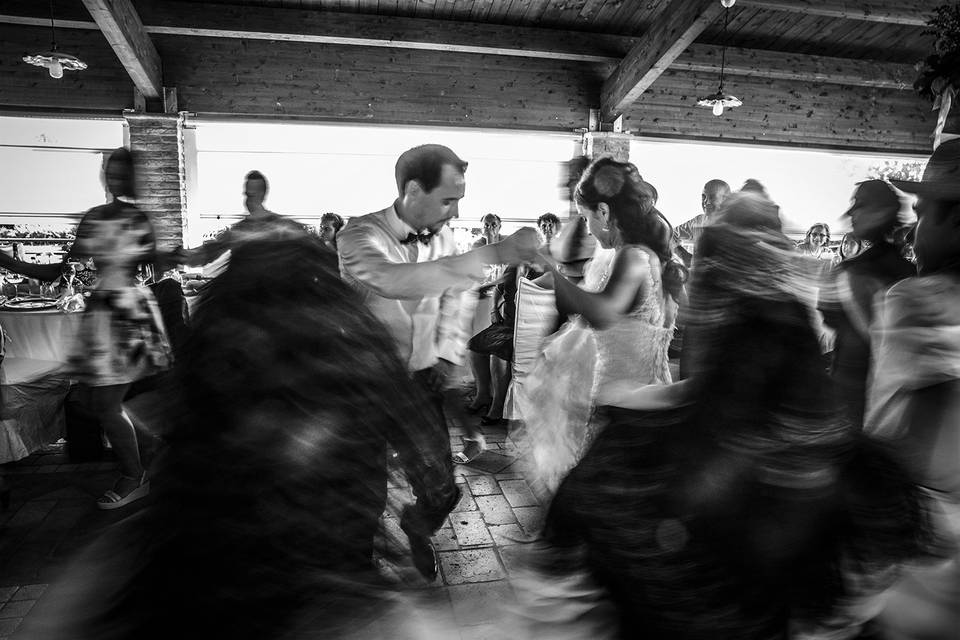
0, 309, 81, 367
0, 309, 80, 463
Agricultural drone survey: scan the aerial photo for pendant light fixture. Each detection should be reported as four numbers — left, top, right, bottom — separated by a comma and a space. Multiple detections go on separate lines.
697, 0, 741, 116
22, 0, 87, 79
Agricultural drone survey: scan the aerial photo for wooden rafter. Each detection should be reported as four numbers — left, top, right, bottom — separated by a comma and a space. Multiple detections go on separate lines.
80, 0, 162, 98
600, 0, 724, 121
676, 44, 913, 91
0, 2, 917, 92
737, 0, 935, 26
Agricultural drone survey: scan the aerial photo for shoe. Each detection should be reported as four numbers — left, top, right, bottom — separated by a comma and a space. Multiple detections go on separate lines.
452, 436, 486, 464
480, 415, 507, 427
407, 533, 439, 581
464, 400, 491, 415
97, 472, 149, 510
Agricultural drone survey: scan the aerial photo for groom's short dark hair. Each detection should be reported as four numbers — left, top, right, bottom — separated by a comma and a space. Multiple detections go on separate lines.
395, 144, 468, 195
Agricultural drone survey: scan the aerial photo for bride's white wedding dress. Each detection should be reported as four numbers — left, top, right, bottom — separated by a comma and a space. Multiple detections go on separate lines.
517, 247, 674, 494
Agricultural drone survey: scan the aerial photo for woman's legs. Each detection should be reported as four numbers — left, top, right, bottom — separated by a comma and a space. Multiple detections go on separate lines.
87, 383, 143, 494
468, 351, 492, 411
485, 357, 512, 421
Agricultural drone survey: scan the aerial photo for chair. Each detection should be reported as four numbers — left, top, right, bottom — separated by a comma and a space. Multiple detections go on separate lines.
503, 276, 558, 422
149, 278, 189, 357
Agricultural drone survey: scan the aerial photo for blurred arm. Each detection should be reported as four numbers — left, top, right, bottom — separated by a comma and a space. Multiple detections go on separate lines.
548, 247, 649, 330
436, 287, 479, 366
338, 225, 494, 299
0, 253, 64, 282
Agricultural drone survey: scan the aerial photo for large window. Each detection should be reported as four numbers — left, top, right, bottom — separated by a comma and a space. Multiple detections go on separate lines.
0, 116, 124, 225
629, 138, 925, 237
188, 120, 577, 246
0, 116, 125, 263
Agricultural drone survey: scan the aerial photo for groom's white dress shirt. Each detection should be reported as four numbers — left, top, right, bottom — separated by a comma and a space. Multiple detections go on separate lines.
338, 204, 485, 372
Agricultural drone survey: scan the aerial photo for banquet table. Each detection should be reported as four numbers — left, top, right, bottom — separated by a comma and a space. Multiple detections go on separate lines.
0, 308, 81, 366
0, 308, 79, 463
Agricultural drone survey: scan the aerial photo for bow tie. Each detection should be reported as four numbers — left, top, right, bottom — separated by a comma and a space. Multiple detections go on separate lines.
401, 231, 434, 246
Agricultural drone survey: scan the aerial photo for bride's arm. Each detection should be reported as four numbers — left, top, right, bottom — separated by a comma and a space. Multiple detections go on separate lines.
598, 379, 693, 409
542, 247, 648, 330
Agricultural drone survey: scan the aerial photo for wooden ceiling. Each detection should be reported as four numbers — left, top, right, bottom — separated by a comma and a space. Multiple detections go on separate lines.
0, 0, 942, 153
191, 0, 931, 62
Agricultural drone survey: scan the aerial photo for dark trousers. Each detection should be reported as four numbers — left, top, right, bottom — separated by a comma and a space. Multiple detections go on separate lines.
399, 368, 460, 537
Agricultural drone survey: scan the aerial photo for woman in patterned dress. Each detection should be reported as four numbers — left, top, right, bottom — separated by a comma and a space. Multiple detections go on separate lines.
69, 148, 170, 509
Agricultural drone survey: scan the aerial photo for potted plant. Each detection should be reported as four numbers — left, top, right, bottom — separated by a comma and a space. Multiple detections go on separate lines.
914, 3, 960, 147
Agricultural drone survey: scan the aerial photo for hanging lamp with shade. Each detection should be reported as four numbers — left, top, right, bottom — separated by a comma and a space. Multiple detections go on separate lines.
697, 0, 741, 116
22, 0, 87, 79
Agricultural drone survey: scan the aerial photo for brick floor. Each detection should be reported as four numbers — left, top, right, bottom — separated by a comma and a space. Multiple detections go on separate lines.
0, 386, 543, 639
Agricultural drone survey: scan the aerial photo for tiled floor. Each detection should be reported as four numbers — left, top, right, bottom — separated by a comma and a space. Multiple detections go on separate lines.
0, 388, 542, 639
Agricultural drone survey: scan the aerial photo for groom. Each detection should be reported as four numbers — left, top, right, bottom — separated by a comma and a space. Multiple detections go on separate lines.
338, 144, 538, 579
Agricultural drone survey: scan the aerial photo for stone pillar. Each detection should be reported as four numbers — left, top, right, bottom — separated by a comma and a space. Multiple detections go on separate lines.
581, 131, 632, 162
123, 112, 187, 250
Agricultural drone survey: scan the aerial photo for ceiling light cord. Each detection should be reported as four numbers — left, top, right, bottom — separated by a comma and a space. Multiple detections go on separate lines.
48, 0, 58, 51
718, 6, 730, 93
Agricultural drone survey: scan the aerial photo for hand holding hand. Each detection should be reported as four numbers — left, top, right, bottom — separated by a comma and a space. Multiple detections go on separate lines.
494, 227, 540, 265
534, 247, 559, 271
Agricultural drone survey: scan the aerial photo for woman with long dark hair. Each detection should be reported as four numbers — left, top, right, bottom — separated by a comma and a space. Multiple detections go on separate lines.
512, 192, 936, 639
516, 157, 687, 494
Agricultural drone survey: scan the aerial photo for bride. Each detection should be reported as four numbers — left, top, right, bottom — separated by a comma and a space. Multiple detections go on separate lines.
518, 157, 686, 493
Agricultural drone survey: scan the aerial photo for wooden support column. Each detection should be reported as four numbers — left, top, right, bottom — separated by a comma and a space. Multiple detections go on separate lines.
124, 112, 186, 249
582, 132, 632, 162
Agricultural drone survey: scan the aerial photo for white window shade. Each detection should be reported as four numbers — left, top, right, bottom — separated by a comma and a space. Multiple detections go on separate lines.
189, 120, 578, 246
0, 116, 124, 226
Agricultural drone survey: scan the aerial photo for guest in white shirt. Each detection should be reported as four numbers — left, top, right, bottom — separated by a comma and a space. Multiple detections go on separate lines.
338, 143, 539, 579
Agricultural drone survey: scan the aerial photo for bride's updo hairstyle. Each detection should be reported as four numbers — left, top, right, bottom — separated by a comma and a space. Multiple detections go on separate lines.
575, 156, 687, 302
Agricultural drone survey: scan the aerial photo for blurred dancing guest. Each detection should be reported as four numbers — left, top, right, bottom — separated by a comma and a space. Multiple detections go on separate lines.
675, 179, 730, 267
338, 144, 539, 577
867, 139, 960, 639
514, 191, 935, 640
517, 158, 685, 494
820, 180, 915, 427
21, 235, 460, 640
72, 149, 170, 508
179, 170, 307, 268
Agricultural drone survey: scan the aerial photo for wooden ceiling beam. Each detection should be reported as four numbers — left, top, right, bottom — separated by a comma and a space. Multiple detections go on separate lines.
80, 0, 162, 98
601, 0, 724, 121
736, 0, 934, 27
676, 44, 914, 90
0, 2, 915, 92
135, 0, 626, 63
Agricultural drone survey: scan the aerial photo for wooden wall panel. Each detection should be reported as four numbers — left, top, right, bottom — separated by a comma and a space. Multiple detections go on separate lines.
624, 70, 933, 154
153, 34, 606, 130
0, 25, 133, 112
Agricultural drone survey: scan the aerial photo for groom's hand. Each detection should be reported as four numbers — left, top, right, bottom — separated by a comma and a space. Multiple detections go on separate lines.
494, 228, 540, 265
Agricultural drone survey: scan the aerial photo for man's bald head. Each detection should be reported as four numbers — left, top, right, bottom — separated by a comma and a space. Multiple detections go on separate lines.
702, 179, 731, 216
